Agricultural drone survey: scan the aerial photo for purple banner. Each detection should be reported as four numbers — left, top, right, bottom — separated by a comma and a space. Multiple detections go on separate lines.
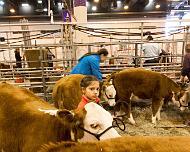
74, 0, 86, 7
62, 10, 71, 22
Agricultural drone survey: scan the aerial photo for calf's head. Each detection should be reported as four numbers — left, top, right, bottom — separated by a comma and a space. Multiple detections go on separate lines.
39, 102, 120, 142
101, 83, 116, 106
79, 102, 120, 142
172, 89, 190, 111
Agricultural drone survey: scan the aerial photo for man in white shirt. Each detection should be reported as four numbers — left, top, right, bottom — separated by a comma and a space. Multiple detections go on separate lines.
142, 35, 161, 64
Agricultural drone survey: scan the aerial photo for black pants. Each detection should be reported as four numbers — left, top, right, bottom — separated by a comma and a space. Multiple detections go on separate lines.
144, 58, 159, 64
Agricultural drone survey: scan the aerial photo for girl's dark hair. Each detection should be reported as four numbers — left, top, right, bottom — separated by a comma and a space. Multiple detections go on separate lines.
79, 48, 108, 61
80, 75, 99, 88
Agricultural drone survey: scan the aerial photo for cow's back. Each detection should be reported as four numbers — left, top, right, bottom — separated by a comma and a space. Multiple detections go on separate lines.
113, 68, 177, 100
52, 74, 85, 110
0, 82, 59, 152
38, 136, 190, 152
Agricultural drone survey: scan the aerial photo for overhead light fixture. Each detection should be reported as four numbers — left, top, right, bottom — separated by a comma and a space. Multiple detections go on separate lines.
124, 5, 129, 10
94, 0, 99, 3
92, 6, 97, 11
37, 0, 42, 4
144, 0, 154, 10
58, 2, 63, 11
43, 8, 48, 12
86, 1, 90, 8
22, 3, 29, 7
155, 4, 160, 9
117, 0, 122, 8
0, 0, 4, 6
10, 8, 15, 14
21, 2, 32, 13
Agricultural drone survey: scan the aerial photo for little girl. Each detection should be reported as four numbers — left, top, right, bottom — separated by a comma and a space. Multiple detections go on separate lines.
77, 75, 100, 109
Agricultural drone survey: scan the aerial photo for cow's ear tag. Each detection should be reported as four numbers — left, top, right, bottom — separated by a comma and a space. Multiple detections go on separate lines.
57, 110, 74, 122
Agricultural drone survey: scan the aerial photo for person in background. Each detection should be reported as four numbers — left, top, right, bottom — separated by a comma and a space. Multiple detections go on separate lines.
180, 44, 190, 83
77, 75, 100, 109
70, 48, 109, 81
142, 35, 161, 64
14, 48, 22, 68
46, 47, 55, 67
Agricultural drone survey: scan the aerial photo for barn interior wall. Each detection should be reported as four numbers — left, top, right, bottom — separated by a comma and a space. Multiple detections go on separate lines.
0, 18, 188, 101
0, 19, 188, 64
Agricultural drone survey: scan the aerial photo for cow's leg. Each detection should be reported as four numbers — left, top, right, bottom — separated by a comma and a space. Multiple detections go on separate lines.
117, 100, 135, 125
152, 97, 163, 124
156, 98, 164, 121
127, 99, 135, 125
115, 96, 136, 125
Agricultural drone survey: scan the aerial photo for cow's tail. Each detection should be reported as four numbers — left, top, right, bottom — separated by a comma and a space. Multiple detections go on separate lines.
52, 83, 63, 109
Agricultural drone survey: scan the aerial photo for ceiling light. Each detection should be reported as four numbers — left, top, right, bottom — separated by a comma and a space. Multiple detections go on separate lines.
10, 8, 15, 13
144, 0, 154, 10
43, 8, 48, 12
117, 0, 122, 8
21, 3, 32, 13
94, 0, 99, 3
124, 5, 129, 10
155, 4, 160, 9
92, 6, 97, 11
58, 2, 63, 11
86, 1, 90, 8
22, 3, 29, 7
0, 0, 4, 6
37, 0, 42, 4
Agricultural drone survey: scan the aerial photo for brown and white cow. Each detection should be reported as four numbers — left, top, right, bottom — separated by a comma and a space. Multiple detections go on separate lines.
0, 82, 120, 152
103, 68, 187, 124
39, 136, 190, 152
52, 74, 116, 110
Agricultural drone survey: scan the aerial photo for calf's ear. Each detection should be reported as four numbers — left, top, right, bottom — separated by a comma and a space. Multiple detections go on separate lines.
57, 110, 74, 122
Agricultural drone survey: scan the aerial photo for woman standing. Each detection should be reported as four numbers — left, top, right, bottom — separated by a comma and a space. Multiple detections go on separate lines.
181, 44, 190, 83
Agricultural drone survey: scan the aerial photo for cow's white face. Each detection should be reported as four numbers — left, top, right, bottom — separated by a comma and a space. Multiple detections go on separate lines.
79, 102, 120, 142
102, 84, 116, 107
172, 90, 189, 111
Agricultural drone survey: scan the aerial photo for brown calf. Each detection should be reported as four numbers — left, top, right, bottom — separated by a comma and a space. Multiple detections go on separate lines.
39, 136, 190, 152
104, 68, 186, 124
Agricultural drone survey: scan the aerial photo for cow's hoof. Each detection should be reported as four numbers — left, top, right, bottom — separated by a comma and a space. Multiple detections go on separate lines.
152, 119, 157, 125
128, 118, 136, 125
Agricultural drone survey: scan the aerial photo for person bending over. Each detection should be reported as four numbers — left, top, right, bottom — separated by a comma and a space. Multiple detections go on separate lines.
70, 48, 108, 81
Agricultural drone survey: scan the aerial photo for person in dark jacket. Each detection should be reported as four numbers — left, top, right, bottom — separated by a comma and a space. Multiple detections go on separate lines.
14, 48, 22, 68
46, 47, 55, 67
181, 44, 190, 83
70, 48, 109, 81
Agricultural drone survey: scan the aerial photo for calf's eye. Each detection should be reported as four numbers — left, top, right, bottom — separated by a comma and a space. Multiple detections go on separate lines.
90, 124, 99, 129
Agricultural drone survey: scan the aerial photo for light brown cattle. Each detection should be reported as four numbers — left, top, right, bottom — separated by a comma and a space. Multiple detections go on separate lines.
52, 74, 116, 110
38, 136, 190, 152
103, 68, 187, 124
52, 74, 85, 109
0, 82, 120, 152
